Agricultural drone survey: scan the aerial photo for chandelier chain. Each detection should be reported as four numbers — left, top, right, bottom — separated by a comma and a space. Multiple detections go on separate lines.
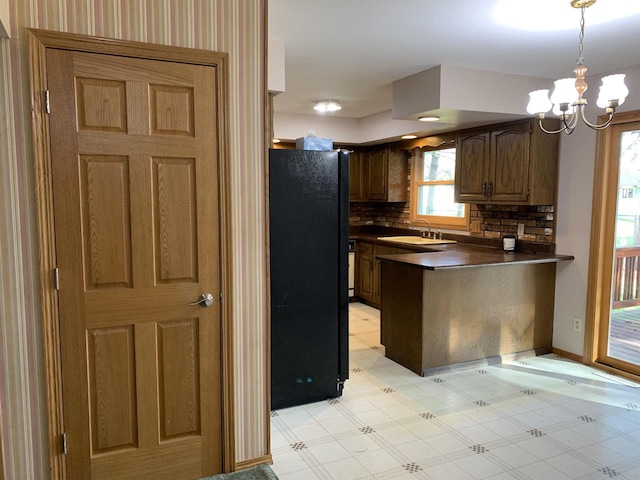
577, 6, 585, 65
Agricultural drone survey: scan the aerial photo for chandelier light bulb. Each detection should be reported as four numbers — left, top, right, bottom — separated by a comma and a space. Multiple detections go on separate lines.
550, 78, 579, 106
596, 74, 629, 109
526, 89, 552, 115
549, 78, 578, 116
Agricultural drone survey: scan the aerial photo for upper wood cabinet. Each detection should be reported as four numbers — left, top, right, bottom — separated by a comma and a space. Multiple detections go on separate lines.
349, 149, 366, 201
454, 119, 559, 205
455, 131, 490, 203
367, 148, 388, 200
350, 146, 408, 202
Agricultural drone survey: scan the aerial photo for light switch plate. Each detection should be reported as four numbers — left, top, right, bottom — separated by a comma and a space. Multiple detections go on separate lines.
517, 223, 525, 236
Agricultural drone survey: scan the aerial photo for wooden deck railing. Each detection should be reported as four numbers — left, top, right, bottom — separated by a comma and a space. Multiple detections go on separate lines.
613, 246, 640, 309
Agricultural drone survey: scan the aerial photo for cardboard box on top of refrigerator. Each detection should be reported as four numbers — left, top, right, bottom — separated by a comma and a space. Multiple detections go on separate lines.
296, 133, 333, 151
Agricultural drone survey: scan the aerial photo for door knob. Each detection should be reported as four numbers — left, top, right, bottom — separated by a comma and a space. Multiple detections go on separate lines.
189, 293, 214, 307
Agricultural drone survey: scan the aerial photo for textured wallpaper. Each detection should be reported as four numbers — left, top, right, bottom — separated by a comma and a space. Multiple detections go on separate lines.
0, 1, 267, 477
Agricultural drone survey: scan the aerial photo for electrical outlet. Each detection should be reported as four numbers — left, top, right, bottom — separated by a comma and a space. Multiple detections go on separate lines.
470, 220, 482, 233
517, 223, 525, 236
573, 317, 583, 333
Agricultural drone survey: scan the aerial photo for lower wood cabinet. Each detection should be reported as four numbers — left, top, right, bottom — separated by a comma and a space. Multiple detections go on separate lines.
380, 260, 556, 375
355, 241, 376, 305
373, 258, 381, 305
354, 241, 414, 308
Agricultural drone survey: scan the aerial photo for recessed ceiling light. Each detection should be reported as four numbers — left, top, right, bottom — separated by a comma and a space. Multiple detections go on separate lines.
419, 116, 440, 122
272, 138, 281, 144
313, 100, 342, 112
401, 135, 417, 140
493, 0, 640, 31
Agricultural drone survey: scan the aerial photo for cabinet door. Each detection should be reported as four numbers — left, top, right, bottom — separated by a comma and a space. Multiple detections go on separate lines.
455, 132, 489, 202
349, 150, 366, 201
386, 148, 408, 202
358, 254, 375, 301
367, 147, 388, 200
373, 258, 381, 306
489, 123, 531, 202
355, 242, 374, 301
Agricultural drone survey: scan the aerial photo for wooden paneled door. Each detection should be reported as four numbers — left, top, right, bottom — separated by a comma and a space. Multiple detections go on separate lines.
46, 48, 223, 479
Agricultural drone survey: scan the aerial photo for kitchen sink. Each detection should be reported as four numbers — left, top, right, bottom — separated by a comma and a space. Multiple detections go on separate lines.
377, 236, 457, 245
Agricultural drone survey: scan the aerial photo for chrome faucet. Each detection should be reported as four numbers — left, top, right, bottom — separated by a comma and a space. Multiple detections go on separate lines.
410, 218, 432, 238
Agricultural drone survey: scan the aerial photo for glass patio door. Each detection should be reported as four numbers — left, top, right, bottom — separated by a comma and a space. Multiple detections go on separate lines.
599, 124, 640, 373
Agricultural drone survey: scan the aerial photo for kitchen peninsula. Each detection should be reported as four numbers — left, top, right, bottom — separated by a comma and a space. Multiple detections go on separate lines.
377, 242, 573, 376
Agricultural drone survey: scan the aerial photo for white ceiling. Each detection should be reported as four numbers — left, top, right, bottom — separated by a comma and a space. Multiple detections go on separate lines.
269, 0, 640, 129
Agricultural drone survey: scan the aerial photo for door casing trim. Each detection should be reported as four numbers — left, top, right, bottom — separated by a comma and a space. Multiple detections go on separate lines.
28, 28, 235, 478
586, 110, 640, 382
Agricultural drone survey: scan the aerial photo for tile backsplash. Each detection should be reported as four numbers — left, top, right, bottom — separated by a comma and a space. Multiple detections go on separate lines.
470, 204, 554, 243
349, 202, 410, 229
349, 203, 555, 244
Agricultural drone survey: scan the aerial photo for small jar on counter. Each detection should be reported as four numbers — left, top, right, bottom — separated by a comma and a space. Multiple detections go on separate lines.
503, 235, 516, 252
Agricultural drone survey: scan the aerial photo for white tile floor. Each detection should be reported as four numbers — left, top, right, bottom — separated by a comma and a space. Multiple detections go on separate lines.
270, 303, 640, 480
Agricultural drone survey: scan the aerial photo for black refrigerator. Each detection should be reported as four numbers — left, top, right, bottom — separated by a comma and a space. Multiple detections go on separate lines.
269, 148, 349, 410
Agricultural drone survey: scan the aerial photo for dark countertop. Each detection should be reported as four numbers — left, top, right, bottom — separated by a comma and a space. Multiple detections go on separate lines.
377, 244, 573, 270
349, 227, 574, 270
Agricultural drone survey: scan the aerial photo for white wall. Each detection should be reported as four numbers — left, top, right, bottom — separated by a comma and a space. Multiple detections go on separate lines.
268, 39, 285, 94
553, 64, 640, 355
393, 65, 550, 119
273, 110, 429, 144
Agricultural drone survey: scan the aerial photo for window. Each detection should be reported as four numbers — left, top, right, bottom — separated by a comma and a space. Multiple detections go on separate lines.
410, 146, 469, 229
621, 186, 634, 199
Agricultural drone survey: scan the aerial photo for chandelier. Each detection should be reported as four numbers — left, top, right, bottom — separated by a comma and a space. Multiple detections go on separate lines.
526, 0, 629, 134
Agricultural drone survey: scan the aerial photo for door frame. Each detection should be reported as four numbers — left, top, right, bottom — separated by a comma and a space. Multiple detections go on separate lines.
28, 29, 235, 478
1, 402, 5, 480
585, 110, 640, 382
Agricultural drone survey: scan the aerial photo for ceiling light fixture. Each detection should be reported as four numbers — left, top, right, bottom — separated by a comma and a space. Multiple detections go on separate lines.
418, 116, 440, 122
313, 99, 342, 112
401, 135, 418, 140
526, 0, 628, 135
494, 0, 640, 31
